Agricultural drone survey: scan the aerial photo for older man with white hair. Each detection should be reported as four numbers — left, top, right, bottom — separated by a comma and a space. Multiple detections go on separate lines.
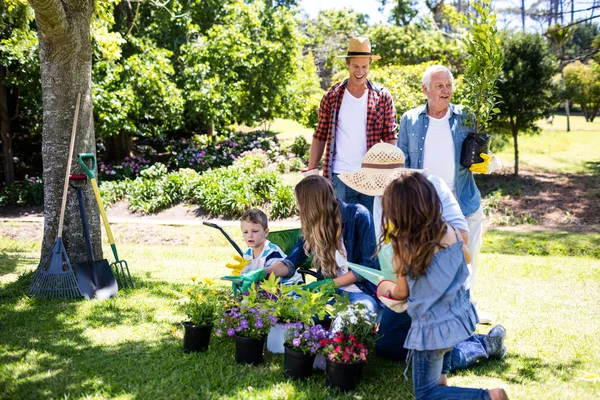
398, 65, 497, 323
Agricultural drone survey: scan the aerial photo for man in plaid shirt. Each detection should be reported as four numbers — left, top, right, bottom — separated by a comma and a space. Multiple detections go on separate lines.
306, 37, 398, 214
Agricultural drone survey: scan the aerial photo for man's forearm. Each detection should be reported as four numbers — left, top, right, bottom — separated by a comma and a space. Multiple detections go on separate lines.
308, 138, 326, 169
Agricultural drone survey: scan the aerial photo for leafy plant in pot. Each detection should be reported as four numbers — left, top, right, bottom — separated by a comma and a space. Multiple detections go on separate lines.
260, 274, 331, 354
320, 332, 368, 392
459, 0, 503, 169
216, 304, 277, 365
283, 323, 329, 379
181, 278, 220, 353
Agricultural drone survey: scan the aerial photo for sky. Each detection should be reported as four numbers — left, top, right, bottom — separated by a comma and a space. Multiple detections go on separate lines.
298, 0, 598, 31
298, 0, 392, 24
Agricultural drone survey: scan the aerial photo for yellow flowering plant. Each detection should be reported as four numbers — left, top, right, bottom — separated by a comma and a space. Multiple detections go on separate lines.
182, 277, 221, 327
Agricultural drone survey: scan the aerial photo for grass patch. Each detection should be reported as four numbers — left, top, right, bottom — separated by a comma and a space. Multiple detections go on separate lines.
1, 223, 599, 399
495, 115, 600, 174
484, 229, 600, 258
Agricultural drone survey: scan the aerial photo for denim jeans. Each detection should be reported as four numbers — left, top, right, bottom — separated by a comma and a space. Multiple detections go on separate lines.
412, 348, 491, 400
331, 173, 374, 214
442, 334, 490, 373
376, 304, 489, 374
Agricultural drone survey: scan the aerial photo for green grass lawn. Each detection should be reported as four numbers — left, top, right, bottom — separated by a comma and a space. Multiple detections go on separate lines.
495, 115, 600, 174
1, 223, 599, 399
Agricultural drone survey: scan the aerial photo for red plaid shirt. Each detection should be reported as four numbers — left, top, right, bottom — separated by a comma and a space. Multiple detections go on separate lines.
314, 79, 398, 178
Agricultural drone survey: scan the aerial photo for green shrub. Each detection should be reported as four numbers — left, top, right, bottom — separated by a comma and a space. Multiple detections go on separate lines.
290, 135, 310, 161
126, 164, 196, 214
99, 179, 131, 207
0, 176, 43, 206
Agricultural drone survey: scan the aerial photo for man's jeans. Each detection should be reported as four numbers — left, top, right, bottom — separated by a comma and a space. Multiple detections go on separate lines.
332, 173, 374, 214
412, 348, 491, 400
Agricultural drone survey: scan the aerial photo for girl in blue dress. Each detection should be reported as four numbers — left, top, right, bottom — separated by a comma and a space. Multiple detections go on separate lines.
380, 172, 508, 400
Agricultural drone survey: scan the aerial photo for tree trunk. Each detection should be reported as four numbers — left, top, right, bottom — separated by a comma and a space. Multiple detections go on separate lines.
29, 0, 102, 265
511, 118, 519, 176
521, 0, 526, 30
582, 103, 590, 122
0, 66, 15, 185
104, 131, 133, 162
565, 99, 571, 132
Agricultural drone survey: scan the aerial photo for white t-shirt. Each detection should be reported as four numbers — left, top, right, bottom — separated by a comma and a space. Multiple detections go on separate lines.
423, 109, 455, 191
335, 242, 362, 293
372, 173, 468, 240
332, 90, 368, 174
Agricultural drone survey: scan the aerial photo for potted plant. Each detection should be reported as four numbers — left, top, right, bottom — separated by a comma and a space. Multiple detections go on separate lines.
282, 323, 329, 380
459, 0, 503, 168
330, 302, 377, 346
181, 278, 220, 353
320, 332, 368, 392
260, 274, 331, 354
216, 304, 277, 365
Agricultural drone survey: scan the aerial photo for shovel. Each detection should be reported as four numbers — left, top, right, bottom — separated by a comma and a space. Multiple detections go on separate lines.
78, 153, 134, 288
71, 174, 118, 300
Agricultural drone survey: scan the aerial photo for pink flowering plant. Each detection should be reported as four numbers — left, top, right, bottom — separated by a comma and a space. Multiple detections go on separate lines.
320, 332, 368, 364
284, 323, 329, 356
216, 305, 277, 340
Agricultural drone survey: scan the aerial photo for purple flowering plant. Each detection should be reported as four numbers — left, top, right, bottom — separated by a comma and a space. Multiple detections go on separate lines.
215, 305, 277, 340
284, 323, 329, 356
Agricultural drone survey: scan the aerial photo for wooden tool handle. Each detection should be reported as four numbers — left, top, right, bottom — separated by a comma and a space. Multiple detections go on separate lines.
57, 93, 82, 239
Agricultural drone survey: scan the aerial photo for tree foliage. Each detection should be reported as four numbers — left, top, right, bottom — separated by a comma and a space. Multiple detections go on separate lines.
563, 60, 600, 121
490, 32, 556, 176
303, 9, 369, 89
460, 0, 503, 133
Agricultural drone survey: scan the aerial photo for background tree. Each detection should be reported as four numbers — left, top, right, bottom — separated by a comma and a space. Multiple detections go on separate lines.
490, 32, 556, 176
0, 0, 41, 185
379, 0, 419, 26
180, 0, 300, 131
563, 60, 600, 121
303, 9, 369, 89
27, 0, 102, 263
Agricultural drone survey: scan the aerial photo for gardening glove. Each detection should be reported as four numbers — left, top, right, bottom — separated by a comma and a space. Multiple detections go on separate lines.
470, 153, 503, 174
225, 255, 250, 276
222, 268, 267, 295
302, 278, 335, 295
301, 168, 319, 177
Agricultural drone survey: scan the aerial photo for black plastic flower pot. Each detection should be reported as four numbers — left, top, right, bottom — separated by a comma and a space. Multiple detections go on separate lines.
183, 322, 213, 353
235, 335, 265, 365
325, 359, 363, 392
283, 345, 316, 380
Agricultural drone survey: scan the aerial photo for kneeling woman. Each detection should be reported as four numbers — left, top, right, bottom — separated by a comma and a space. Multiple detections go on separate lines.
242, 175, 381, 312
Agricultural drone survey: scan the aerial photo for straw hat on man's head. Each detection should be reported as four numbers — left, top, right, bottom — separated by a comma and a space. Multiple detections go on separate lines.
338, 143, 424, 196
337, 37, 381, 61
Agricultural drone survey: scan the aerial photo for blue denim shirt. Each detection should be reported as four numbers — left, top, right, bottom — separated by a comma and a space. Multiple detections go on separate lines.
398, 103, 481, 217
281, 199, 379, 298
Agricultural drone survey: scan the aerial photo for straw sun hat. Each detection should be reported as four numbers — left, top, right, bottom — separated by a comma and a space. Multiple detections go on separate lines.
338, 143, 424, 196
337, 37, 381, 60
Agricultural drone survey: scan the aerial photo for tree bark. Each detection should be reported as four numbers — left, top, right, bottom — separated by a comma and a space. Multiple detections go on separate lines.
511, 117, 519, 176
0, 66, 15, 185
105, 131, 133, 162
28, 0, 102, 265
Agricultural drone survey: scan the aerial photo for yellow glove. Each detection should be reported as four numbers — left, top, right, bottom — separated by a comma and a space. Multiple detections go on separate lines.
469, 153, 492, 174
225, 255, 250, 276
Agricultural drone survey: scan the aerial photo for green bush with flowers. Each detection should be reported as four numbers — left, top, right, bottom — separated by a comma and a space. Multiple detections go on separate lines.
181, 277, 222, 327
284, 323, 329, 356
330, 302, 377, 345
320, 332, 369, 364
216, 304, 278, 340
259, 274, 331, 325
